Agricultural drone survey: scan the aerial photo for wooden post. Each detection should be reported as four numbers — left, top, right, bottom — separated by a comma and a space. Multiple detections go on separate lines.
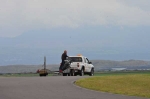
44, 56, 46, 70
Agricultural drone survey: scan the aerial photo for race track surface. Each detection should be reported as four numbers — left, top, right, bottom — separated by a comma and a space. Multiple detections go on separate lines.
0, 76, 149, 99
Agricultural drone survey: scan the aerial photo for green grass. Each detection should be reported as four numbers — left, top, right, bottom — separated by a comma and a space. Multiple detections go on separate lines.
76, 73, 150, 98
94, 71, 150, 76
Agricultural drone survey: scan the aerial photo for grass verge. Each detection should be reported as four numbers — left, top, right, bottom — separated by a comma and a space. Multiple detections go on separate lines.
75, 74, 150, 98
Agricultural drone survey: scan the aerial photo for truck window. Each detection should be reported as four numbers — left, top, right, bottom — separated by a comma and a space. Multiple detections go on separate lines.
69, 57, 82, 62
86, 58, 89, 63
84, 58, 86, 63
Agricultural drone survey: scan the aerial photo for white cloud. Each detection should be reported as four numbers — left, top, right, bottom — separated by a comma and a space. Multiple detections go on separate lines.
0, 0, 150, 37
118, 0, 150, 11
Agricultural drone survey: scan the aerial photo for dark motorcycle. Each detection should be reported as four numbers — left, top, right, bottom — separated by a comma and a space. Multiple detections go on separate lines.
61, 58, 72, 71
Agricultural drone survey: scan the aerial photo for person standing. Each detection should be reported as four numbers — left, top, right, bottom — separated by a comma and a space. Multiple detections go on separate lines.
59, 50, 68, 72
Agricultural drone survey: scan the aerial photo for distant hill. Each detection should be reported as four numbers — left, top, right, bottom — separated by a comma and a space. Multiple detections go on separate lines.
92, 60, 150, 71
0, 60, 150, 73
92, 59, 150, 67
1, 28, 150, 66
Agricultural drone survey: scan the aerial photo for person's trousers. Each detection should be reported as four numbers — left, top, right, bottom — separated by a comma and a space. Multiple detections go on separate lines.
59, 61, 65, 71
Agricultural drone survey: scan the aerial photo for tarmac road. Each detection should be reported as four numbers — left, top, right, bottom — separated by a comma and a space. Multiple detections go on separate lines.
0, 76, 149, 99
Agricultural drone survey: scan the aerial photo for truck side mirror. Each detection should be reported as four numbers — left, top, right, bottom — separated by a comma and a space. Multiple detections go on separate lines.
89, 62, 92, 64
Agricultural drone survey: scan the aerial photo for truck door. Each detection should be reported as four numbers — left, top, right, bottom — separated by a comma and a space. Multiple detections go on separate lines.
85, 58, 91, 72
83, 57, 88, 72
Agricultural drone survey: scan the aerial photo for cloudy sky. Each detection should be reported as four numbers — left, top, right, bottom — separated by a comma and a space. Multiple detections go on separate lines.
0, 0, 150, 37
0, 0, 150, 65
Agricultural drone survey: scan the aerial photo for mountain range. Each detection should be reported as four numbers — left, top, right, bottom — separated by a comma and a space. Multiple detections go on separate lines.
0, 27, 150, 65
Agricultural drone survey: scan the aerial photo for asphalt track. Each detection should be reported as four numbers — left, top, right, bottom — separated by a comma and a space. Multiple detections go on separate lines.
0, 76, 149, 99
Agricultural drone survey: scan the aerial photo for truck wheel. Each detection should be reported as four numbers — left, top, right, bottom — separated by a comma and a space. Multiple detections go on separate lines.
79, 68, 84, 76
70, 69, 75, 76
89, 68, 94, 76
63, 73, 67, 76
67, 73, 70, 76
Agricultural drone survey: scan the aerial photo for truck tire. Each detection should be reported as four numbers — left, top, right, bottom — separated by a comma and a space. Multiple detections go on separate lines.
89, 68, 94, 76
63, 73, 67, 76
79, 68, 84, 76
67, 73, 70, 76
44, 74, 47, 76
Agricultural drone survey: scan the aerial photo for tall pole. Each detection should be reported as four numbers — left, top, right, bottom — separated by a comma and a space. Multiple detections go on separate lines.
44, 56, 46, 70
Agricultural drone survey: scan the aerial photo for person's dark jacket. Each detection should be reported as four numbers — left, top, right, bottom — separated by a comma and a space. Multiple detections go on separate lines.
61, 53, 68, 62
59, 53, 68, 70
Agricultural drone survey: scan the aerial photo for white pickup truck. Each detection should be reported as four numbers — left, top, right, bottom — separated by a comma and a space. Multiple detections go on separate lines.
63, 55, 94, 76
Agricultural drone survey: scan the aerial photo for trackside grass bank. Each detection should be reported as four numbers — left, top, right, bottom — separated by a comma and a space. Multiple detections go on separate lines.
94, 71, 150, 76
75, 74, 150, 98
